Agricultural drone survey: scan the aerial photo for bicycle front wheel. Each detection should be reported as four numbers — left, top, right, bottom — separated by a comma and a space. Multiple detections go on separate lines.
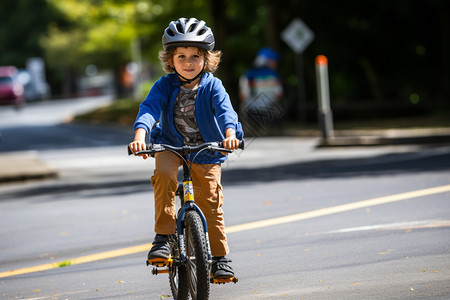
168, 235, 189, 300
184, 210, 210, 299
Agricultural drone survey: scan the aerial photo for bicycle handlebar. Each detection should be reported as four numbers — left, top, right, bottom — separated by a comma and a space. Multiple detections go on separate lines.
128, 140, 245, 156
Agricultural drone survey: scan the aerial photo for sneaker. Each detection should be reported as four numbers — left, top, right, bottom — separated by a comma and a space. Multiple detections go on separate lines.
211, 256, 234, 279
147, 234, 170, 260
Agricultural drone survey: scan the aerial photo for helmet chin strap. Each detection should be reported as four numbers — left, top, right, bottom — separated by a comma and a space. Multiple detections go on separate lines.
172, 64, 205, 86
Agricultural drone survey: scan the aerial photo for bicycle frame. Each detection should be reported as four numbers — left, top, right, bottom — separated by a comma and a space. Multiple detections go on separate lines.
176, 157, 212, 263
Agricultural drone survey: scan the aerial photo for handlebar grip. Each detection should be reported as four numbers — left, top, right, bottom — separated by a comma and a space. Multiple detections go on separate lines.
128, 143, 153, 156
217, 139, 245, 151
239, 139, 245, 150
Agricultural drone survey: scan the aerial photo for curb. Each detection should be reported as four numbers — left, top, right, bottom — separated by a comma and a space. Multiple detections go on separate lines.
296, 128, 450, 148
318, 134, 450, 147
0, 152, 58, 183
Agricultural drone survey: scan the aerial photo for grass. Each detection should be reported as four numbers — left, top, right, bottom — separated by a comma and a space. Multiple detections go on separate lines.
54, 260, 72, 268
73, 98, 140, 126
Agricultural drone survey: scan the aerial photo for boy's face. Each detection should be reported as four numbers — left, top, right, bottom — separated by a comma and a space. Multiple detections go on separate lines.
170, 47, 205, 82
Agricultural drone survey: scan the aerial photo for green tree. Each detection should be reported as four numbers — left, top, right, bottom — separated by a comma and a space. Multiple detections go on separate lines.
42, 0, 146, 95
0, 0, 64, 66
42, 0, 213, 96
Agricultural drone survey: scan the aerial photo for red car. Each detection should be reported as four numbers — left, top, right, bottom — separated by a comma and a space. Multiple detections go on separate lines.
0, 66, 25, 108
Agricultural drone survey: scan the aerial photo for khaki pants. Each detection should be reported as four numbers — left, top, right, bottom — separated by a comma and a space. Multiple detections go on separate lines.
151, 151, 229, 257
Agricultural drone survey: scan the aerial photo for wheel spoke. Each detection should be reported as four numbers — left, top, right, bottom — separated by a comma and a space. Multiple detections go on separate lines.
187, 225, 198, 297
168, 235, 189, 299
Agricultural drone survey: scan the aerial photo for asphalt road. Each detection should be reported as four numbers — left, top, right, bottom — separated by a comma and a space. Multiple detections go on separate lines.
0, 98, 449, 299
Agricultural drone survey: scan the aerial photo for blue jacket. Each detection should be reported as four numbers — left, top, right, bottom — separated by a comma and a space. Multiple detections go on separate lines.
134, 72, 243, 164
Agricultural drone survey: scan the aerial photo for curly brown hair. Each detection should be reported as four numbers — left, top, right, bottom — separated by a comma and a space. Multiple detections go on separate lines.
158, 47, 222, 74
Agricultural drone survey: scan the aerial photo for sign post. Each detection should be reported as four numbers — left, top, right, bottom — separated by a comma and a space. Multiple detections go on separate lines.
281, 18, 314, 123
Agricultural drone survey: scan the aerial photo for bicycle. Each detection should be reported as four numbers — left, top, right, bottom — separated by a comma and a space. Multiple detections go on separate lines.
128, 140, 243, 299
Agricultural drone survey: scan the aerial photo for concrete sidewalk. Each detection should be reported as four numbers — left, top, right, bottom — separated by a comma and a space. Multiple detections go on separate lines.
0, 152, 58, 183
1, 127, 450, 184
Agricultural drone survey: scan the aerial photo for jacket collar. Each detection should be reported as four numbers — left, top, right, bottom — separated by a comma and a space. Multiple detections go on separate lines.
169, 72, 210, 87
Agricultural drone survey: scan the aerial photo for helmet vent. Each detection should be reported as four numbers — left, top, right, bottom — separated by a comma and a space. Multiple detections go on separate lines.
197, 28, 206, 35
188, 23, 197, 33
176, 23, 184, 33
166, 29, 175, 37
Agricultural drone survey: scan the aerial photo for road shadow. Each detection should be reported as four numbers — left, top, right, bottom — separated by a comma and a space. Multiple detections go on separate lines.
0, 123, 133, 152
221, 150, 450, 185
1, 149, 449, 202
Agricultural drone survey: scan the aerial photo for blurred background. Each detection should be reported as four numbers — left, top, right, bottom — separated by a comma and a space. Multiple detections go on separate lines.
1, 3, 450, 298
1, 0, 449, 127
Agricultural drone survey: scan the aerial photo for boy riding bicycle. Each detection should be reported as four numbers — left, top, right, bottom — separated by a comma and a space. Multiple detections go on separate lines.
128, 18, 244, 280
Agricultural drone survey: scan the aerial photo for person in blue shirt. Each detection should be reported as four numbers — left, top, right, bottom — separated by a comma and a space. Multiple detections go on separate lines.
239, 47, 284, 131
129, 18, 243, 279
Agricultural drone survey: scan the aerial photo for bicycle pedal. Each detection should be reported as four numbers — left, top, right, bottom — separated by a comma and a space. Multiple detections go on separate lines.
147, 257, 173, 268
152, 268, 169, 275
210, 277, 238, 284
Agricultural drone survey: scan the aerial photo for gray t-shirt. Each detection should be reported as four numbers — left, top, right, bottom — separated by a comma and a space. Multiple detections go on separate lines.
173, 86, 204, 146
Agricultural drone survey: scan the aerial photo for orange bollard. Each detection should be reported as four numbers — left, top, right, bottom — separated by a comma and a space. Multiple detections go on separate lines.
315, 55, 334, 140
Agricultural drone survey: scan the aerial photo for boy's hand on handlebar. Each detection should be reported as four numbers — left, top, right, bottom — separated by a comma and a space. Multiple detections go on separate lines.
222, 128, 239, 155
129, 140, 148, 159
130, 128, 148, 159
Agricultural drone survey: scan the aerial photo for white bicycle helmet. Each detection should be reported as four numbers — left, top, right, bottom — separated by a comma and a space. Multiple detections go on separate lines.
162, 18, 215, 51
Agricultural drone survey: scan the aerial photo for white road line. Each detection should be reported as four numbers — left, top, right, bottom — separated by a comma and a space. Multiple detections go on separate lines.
315, 219, 450, 235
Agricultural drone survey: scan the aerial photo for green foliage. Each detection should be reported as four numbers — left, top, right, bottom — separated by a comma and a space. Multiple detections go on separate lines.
41, 0, 214, 71
1, 0, 449, 115
43, 0, 143, 70
0, 0, 65, 66
139, 79, 157, 99
41, 26, 86, 69
54, 260, 72, 268
74, 98, 140, 125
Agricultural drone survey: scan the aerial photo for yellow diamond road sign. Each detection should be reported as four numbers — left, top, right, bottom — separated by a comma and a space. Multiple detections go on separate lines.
281, 18, 314, 54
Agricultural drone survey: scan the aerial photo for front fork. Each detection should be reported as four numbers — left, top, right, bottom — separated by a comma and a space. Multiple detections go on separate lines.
175, 181, 213, 264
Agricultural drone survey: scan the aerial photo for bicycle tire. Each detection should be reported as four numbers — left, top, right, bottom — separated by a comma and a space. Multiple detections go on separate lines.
184, 210, 210, 299
169, 236, 189, 300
